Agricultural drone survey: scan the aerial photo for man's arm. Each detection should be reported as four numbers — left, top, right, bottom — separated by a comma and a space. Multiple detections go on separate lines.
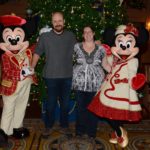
31, 53, 40, 68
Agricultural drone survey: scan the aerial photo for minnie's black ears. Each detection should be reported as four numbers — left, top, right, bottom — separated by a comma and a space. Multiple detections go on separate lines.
103, 28, 116, 46
137, 26, 149, 46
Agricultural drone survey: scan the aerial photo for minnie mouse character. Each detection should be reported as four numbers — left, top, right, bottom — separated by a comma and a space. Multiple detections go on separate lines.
0, 15, 37, 146
88, 24, 149, 148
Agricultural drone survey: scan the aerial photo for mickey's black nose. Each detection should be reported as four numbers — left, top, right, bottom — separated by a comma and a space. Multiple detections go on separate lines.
9, 39, 18, 45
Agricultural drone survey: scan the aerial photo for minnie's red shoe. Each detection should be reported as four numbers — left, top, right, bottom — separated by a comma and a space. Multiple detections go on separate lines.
109, 132, 117, 144
117, 127, 128, 148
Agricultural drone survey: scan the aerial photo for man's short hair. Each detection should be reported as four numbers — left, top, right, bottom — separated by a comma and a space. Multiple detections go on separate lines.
51, 11, 64, 19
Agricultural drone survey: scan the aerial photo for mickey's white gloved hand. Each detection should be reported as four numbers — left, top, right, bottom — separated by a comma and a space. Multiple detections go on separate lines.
20, 67, 34, 80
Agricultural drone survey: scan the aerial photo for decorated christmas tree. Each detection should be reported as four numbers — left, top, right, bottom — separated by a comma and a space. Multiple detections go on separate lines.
28, 0, 126, 103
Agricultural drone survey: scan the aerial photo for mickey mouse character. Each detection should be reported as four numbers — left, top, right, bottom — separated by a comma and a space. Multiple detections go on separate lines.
88, 24, 149, 148
0, 15, 37, 146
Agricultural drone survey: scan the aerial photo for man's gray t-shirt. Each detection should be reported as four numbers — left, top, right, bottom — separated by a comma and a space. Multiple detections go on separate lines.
35, 30, 76, 78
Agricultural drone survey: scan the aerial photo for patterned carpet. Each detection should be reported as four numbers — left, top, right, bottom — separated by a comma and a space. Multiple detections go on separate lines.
1, 119, 150, 150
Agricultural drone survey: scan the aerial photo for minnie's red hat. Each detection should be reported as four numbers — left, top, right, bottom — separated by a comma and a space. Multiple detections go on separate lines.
0, 15, 26, 26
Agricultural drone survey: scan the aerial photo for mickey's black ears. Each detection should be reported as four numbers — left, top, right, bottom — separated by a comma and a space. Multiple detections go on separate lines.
103, 28, 116, 46
0, 23, 4, 33
0, 23, 4, 42
137, 26, 149, 46
23, 15, 39, 38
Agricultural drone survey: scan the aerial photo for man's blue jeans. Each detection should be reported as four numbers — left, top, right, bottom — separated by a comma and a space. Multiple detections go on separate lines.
43, 78, 72, 129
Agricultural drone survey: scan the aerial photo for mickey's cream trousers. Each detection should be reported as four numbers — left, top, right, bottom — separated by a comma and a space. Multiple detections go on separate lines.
0, 78, 32, 135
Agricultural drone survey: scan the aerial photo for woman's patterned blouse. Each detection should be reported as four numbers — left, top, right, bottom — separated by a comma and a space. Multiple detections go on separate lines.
72, 42, 106, 92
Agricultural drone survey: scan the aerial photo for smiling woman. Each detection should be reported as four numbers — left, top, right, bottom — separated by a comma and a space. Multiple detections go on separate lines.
72, 25, 111, 139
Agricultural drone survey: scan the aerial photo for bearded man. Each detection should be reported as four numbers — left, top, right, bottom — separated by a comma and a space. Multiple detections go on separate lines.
31, 11, 76, 138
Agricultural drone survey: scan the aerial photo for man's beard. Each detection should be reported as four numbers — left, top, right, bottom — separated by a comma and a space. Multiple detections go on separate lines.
53, 25, 64, 33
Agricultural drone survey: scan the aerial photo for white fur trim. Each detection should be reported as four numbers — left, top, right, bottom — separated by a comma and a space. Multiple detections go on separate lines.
115, 25, 126, 35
